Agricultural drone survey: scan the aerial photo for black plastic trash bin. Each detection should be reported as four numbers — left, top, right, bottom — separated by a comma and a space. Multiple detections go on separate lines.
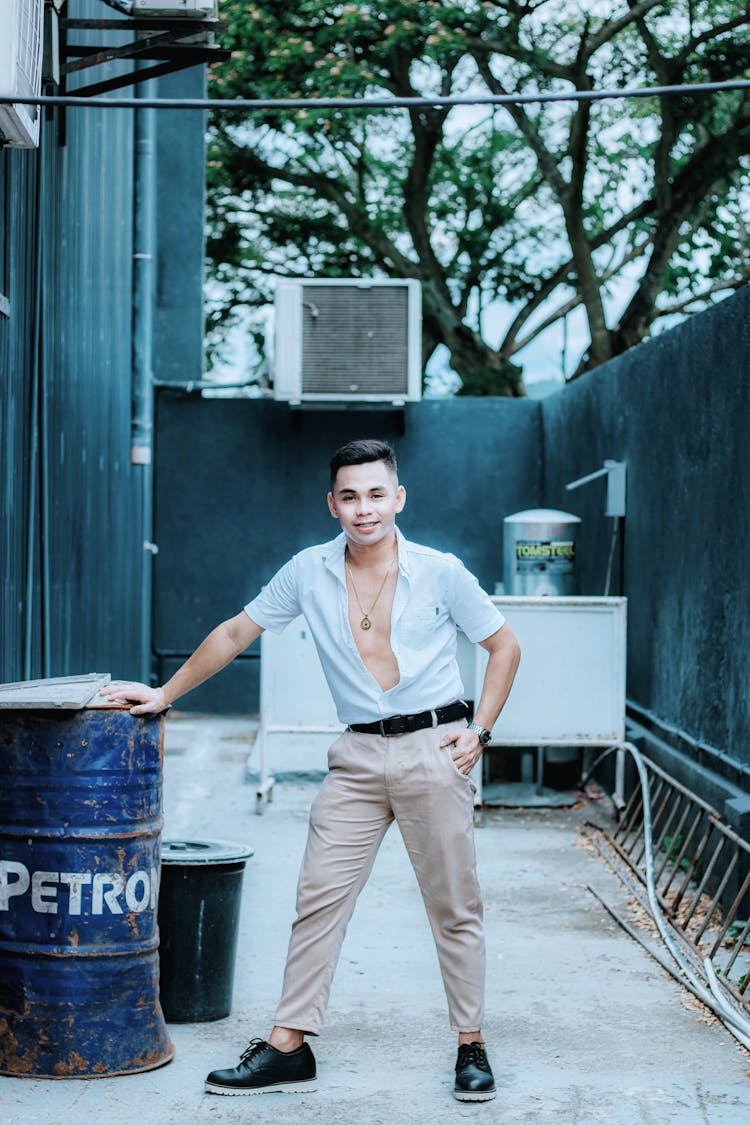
157, 839, 254, 1022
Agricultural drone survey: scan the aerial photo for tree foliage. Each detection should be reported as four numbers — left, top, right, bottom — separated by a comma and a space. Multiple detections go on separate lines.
206, 1, 750, 395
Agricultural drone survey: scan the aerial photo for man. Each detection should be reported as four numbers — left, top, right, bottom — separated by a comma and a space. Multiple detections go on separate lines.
106, 438, 520, 1102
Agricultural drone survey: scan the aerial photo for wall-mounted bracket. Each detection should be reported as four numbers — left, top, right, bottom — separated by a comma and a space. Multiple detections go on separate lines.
566, 460, 627, 518
57, 2, 229, 99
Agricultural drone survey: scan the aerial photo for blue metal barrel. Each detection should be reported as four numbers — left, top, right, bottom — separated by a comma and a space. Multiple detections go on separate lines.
0, 706, 174, 1077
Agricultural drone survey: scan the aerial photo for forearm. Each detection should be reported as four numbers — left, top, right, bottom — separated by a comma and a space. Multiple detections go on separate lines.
473, 627, 521, 732
104, 611, 262, 714
441, 627, 520, 773
160, 620, 248, 706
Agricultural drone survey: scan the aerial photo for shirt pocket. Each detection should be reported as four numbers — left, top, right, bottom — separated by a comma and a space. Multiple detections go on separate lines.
400, 604, 441, 648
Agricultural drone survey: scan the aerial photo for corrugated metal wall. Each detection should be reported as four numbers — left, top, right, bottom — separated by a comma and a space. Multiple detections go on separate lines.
0, 152, 39, 678
1, 11, 145, 684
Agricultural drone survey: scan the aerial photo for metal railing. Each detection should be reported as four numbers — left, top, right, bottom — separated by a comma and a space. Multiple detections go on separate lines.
584, 744, 750, 1044
610, 756, 750, 1007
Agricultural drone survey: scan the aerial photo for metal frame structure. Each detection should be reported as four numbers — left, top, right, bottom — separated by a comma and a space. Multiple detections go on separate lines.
586, 749, 750, 1019
56, 1, 229, 99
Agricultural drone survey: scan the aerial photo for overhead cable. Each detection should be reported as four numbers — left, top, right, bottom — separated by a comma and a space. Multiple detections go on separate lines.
2, 77, 750, 113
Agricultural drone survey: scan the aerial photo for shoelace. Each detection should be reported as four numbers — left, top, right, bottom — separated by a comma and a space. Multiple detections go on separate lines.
457, 1042, 489, 1071
239, 1038, 269, 1064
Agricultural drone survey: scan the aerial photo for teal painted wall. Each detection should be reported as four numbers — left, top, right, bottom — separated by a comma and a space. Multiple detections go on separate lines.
541, 288, 750, 772
153, 289, 750, 792
153, 396, 542, 712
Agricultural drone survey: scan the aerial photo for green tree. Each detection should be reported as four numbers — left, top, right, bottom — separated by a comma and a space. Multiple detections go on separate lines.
206, 1, 750, 395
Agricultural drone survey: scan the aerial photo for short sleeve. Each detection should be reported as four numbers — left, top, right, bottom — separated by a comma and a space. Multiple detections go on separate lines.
447, 557, 506, 643
244, 556, 301, 633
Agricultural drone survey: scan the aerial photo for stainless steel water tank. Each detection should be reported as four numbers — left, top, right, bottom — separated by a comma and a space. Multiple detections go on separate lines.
503, 509, 581, 595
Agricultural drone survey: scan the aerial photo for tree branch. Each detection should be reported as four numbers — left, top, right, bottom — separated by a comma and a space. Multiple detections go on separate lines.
654, 272, 750, 318
473, 37, 611, 363
472, 55, 568, 200
680, 15, 750, 63
510, 239, 651, 352
566, 72, 593, 212
224, 144, 416, 277
498, 198, 655, 353
582, 0, 665, 62
615, 105, 750, 347
627, 0, 679, 214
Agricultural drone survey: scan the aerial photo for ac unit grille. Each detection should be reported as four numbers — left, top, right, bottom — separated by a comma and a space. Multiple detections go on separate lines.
17, 0, 43, 99
301, 285, 409, 395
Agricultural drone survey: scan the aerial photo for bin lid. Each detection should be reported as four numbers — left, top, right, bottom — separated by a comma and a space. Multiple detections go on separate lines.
504, 509, 581, 525
161, 839, 254, 865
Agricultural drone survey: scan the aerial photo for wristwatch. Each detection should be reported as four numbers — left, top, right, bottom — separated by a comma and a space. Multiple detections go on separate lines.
467, 721, 492, 746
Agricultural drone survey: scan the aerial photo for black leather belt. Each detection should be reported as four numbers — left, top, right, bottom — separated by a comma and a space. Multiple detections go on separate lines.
348, 700, 470, 737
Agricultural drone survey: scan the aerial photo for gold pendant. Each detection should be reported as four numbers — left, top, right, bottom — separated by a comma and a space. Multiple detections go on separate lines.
360, 616, 372, 630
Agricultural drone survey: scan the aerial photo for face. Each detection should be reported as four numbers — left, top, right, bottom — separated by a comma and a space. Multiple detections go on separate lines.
327, 461, 406, 548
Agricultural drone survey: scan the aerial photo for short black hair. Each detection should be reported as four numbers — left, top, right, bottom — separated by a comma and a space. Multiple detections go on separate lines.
329, 439, 398, 488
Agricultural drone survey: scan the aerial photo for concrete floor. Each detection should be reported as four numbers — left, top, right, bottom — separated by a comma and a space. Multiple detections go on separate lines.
3, 713, 750, 1124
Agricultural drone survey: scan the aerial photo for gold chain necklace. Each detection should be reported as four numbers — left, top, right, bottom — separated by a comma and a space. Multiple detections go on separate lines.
345, 551, 396, 631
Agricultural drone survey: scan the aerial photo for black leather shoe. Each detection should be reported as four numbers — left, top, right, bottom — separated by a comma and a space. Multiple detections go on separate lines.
204, 1038, 317, 1096
454, 1041, 496, 1102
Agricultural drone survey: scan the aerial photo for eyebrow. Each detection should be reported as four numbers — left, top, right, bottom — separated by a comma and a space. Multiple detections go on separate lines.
339, 487, 386, 494
336, 485, 387, 496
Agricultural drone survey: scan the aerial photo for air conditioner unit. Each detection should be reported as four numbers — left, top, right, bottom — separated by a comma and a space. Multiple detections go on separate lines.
273, 279, 422, 405
0, 0, 44, 149
132, 0, 219, 16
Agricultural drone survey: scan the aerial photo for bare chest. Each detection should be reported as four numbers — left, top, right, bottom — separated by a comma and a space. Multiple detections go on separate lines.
345, 568, 400, 690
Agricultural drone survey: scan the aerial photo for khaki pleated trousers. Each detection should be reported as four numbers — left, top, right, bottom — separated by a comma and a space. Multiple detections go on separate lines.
273, 719, 485, 1035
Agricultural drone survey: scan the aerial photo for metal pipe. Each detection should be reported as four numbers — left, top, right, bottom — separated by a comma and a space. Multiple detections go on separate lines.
626, 699, 750, 786
152, 379, 264, 393
38, 124, 51, 677
132, 68, 156, 683
6, 76, 750, 112
585, 742, 750, 1051
23, 149, 44, 680
152, 648, 259, 660
565, 465, 612, 490
588, 884, 750, 1052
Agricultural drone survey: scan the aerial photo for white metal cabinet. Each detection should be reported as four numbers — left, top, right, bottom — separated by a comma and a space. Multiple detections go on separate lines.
256, 619, 343, 801
255, 598, 627, 810
466, 597, 627, 746
459, 596, 627, 804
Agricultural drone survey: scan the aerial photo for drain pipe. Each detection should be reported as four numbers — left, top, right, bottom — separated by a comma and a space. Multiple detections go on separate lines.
24, 142, 44, 679
132, 68, 157, 683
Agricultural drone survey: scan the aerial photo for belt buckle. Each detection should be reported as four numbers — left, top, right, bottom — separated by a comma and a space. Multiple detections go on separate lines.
430, 709, 438, 728
378, 719, 387, 737
388, 715, 408, 736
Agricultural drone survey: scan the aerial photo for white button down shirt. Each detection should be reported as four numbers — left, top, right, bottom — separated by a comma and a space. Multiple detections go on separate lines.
245, 527, 506, 725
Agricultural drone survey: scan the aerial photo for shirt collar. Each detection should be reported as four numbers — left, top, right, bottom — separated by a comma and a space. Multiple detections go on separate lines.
395, 526, 411, 576
323, 526, 412, 581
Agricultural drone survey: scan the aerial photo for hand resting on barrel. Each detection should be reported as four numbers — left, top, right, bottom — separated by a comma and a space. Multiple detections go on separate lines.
100, 682, 169, 715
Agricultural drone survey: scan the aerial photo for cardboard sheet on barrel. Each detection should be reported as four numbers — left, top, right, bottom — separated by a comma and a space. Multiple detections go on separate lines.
0, 673, 118, 710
